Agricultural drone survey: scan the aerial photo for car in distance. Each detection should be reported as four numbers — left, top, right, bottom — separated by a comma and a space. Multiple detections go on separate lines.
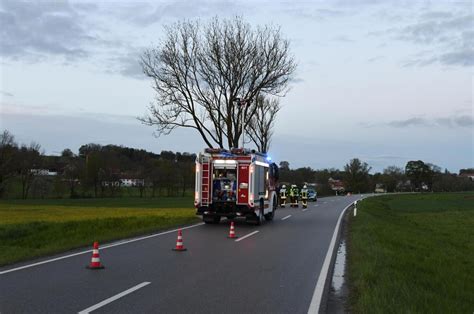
308, 189, 317, 201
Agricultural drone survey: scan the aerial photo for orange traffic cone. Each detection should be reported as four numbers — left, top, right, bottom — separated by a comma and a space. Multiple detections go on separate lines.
172, 229, 187, 251
227, 221, 238, 239
87, 241, 104, 269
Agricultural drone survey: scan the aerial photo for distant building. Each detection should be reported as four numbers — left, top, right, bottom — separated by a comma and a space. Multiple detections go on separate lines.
396, 180, 412, 192
120, 178, 145, 187
328, 177, 345, 193
459, 172, 474, 181
30, 169, 58, 176
374, 183, 387, 193
101, 181, 120, 187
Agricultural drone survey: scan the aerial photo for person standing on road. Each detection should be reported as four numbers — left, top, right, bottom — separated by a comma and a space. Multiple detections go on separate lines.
280, 184, 287, 207
301, 184, 308, 208
289, 184, 299, 207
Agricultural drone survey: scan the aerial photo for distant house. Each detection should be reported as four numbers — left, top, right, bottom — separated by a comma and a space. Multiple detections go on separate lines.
30, 169, 58, 176
101, 181, 120, 187
396, 180, 412, 192
328, 177, 345, 193
374, 183, 387, 193
459, 172, 474, 181
120, 178, 145, 187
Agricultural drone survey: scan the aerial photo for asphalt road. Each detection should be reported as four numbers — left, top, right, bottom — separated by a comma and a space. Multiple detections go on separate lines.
0, 195, 362, 314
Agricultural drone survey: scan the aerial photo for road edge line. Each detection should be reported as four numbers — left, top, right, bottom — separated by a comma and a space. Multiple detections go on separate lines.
235, 230, 259, 242
307, 201, 354, 314
78, 281, 151, 314
0, 222, 204, 275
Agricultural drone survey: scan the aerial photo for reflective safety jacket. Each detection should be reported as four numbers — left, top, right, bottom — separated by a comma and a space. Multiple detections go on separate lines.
280, 188, 287, 199
301, 188, 308, 199
289, 187, 299, 197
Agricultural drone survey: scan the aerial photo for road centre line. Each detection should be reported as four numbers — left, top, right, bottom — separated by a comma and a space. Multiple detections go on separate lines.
0, 223, 205, 275
281, 215, 292, 220
307, 202, 355, 314
78, 282, 151, 314
302, 208, 308, 212
314, 204, 319, 207
235, 230, 259, 242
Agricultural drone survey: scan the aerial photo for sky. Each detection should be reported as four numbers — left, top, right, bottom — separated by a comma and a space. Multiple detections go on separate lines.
0, 0, 473, 172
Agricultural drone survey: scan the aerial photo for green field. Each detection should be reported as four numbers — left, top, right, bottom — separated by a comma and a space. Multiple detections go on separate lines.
0, 197, 198, 266
348, 193, 474, 313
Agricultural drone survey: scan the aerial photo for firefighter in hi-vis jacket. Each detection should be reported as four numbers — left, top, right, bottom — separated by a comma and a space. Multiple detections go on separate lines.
280, 184, 287, 207
289, 184, 299, 207
301, 184, 308, 208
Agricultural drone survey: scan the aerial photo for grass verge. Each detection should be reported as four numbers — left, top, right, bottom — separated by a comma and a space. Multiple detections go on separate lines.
0, 197, 198, 266
348, 193, 474, 313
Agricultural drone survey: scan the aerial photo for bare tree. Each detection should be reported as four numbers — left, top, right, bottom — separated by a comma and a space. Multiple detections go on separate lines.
140, 16, 296, 149
247, 95, 280, 153
17, 142, 42, 199
0, 130, 17, 196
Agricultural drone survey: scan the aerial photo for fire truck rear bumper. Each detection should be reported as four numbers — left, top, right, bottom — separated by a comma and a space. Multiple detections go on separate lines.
196, 203, 253, 217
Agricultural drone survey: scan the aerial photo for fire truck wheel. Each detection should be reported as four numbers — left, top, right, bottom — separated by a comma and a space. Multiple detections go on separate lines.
203, 214, 221, 224
264, 196, 277, 221
254, 199, 264, 225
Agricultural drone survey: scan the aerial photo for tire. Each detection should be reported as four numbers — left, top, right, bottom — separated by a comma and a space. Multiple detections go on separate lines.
265, 195, 277, 221
203, 214, 221, 224
254, 199, 264, 225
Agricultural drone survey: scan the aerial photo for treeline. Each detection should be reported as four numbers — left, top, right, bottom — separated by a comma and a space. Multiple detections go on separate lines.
0, 130, 196, 199
1, 130, 473, 199
279, 158, 474, 196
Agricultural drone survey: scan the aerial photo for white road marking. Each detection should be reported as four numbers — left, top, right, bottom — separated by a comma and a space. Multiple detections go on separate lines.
302, 208, 308, 212
235, 230, 259, 242
323, 201, 327, 204
281, 215, 292, 220
307, 202, 354, 314
314, 204, 319, 207
0, 223, 205, 275
78, 282, 151, 314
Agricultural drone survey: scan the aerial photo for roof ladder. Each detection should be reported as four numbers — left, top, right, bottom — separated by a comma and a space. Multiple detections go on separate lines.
201, 162, 210, 206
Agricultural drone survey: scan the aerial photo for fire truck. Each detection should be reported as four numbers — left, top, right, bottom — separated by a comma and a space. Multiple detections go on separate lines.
194, 148, 279, 225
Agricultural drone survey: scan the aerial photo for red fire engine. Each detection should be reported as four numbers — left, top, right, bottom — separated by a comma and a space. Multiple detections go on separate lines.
194, 148, 279, 224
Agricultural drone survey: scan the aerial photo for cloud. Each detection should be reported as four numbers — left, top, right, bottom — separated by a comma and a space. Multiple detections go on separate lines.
123, 1, 251, 27
375, 115, 474, 128
0, 0, 96, 61
0, 90, 13, 97
372, 4, 473, 67
103, 49, 146, 80
439, 47, 474, 66
289, 77, 304, 84
436, 115, 474, 128
285, 4, 346, 21
397, 14, 472, 44
333, 35, 355, 43
367, 55, 385, 62
1, 101, 57, 115
420, 11, 453, 20
388, 117, 428, 127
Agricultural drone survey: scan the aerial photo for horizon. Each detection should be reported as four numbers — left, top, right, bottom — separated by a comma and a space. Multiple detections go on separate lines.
1, 0, 472, 173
